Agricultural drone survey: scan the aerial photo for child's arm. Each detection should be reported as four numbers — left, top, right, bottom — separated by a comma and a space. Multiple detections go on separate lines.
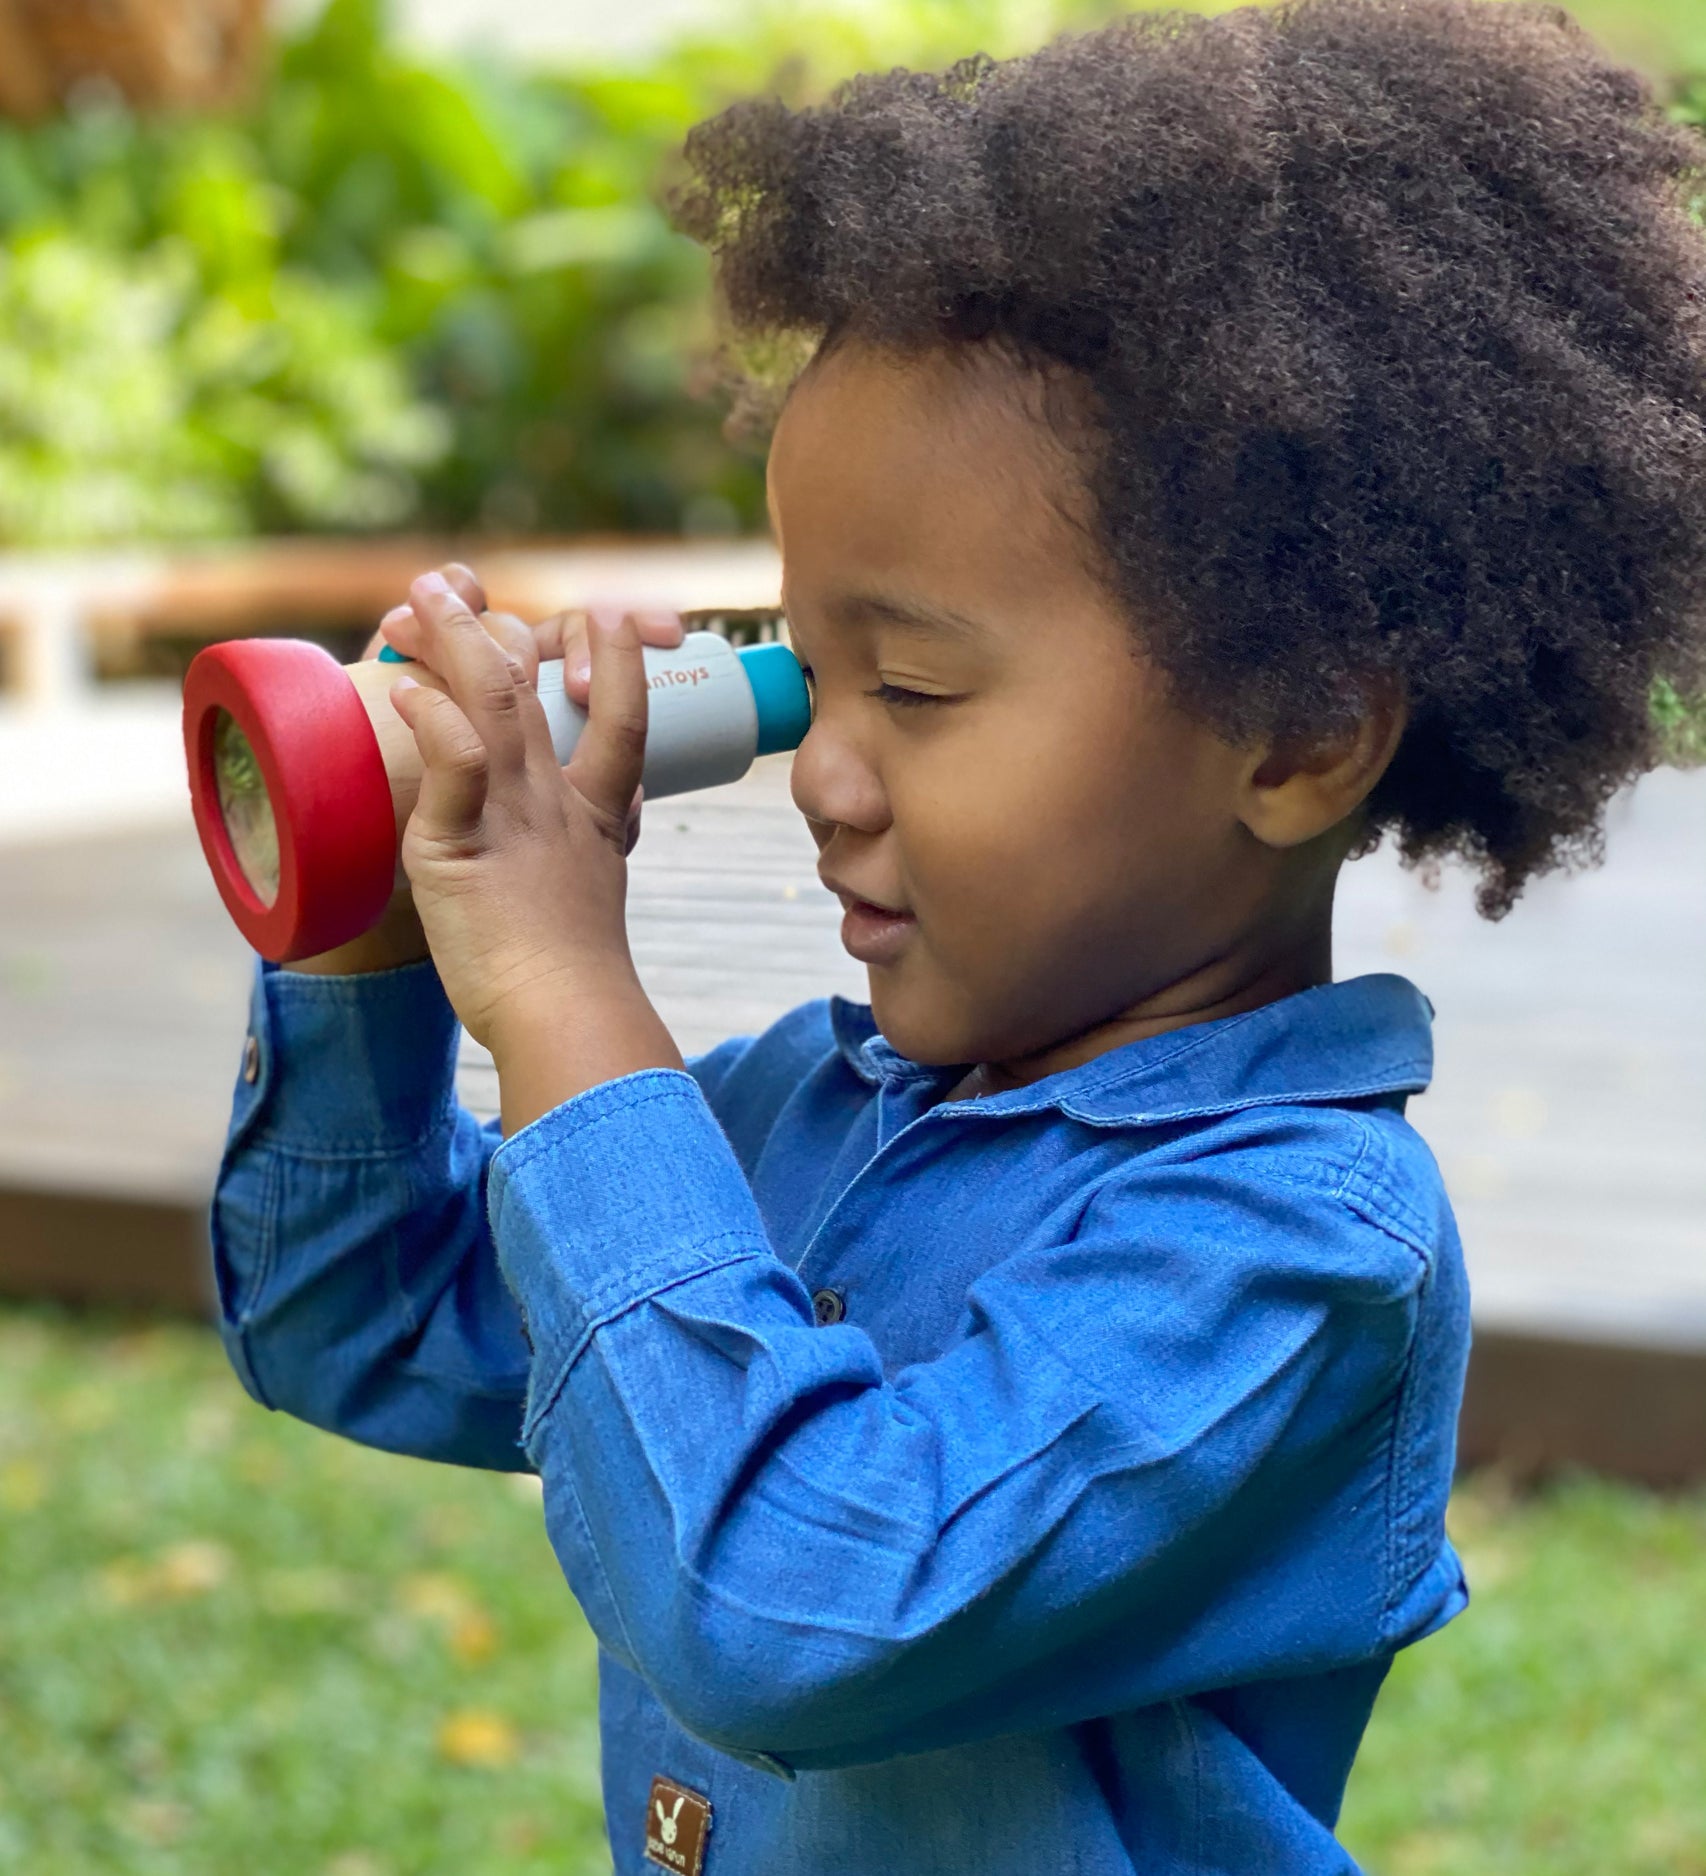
211, 953, 525, 1469
210, 951, 746, 1472
490, 1071, 1469, 1768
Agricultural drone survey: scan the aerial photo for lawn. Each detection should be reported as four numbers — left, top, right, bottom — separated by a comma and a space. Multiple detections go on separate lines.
1, 1304, 1702, 1875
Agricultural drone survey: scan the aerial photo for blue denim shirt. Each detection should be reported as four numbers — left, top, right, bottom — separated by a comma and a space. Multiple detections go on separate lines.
212, 958, 1470, 1876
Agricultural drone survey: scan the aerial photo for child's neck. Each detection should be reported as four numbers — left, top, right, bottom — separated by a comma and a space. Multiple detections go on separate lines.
937, 921, 1335, 1105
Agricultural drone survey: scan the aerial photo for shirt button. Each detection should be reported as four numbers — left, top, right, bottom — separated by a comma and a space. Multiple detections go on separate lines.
241, 1034, 261, 1084
811, 1288, 846, 1327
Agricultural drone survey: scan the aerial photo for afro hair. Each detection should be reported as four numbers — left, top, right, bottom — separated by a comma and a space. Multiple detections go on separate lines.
667, 0, 1706, 916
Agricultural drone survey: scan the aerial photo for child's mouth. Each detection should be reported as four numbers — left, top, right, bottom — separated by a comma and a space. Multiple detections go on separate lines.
840, 898, 917, 964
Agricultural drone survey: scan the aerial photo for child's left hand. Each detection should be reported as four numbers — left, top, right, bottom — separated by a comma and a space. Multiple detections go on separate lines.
386, 570, 653, 1062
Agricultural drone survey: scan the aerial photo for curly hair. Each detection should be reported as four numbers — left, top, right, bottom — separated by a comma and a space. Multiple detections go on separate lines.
665, 0, 1706, 917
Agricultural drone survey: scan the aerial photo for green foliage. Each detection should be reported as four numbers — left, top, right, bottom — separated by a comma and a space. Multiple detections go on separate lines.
0, 0, 1701, 613
0, 231, 446, 546
0, 0, 1150, 549
0, 99, 449, 547
1650, 676, 1706, 768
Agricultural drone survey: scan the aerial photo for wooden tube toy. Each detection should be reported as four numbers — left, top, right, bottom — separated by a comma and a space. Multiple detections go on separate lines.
182, 630, 812, 963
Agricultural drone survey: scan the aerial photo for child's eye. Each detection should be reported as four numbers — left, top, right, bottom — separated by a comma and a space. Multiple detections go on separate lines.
866, 681, 952, 708
791, 663, 956, 710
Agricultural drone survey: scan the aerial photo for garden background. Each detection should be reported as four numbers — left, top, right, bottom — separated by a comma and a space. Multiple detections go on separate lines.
1, 1, 1704, 1871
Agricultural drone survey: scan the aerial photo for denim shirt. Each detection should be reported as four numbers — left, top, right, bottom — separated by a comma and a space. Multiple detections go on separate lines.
212, 958, 1470, 1876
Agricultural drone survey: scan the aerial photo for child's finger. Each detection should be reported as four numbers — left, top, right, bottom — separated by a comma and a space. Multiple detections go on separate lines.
475, 610, 540, 686
383, 604, 539, 685
385, 592, 556, 775
560, 606, 686, 706
377, 564, 491, 660
566, 609, 650, 835
442, 562, 489, 615
376, 604, 417, 659
531, 608, 587, 666
389, 679, 490, 842
635, 608, 686, 646
407, 573, 531, 783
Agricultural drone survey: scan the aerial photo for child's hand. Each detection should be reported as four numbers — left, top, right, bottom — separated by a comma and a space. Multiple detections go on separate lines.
386, 571, 656, 1058
374, 564, 687, 859
289, 564, 542, 976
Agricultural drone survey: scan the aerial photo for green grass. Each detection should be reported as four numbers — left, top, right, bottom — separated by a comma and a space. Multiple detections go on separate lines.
1, 1305, 1703, 1875
0, 1306, 605, 1876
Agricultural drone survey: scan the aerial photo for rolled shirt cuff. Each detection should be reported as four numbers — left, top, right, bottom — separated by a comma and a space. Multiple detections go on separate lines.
486, 1068, 773, 1439
231, 955, 464, 1157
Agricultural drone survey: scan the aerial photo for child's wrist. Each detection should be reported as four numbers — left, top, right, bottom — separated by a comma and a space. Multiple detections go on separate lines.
279, 887, 432, 976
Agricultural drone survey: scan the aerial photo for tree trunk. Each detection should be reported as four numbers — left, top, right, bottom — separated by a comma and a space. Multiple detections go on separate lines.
0, 0, 271, 121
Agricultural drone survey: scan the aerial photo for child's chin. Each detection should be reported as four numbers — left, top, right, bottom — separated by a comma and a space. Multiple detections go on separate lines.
867, 978, 969, 1070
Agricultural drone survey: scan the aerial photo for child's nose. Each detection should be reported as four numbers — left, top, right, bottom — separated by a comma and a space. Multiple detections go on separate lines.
788, 714, 891, 836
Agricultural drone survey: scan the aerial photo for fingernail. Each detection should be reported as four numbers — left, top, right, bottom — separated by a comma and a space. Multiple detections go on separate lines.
413, 570, 452, 599
569, 658, 591, 685
392, 676, 420, 692
380, 604, 412, 628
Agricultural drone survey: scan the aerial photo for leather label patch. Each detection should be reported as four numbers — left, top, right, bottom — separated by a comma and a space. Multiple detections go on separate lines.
644, 1774, 712, 1875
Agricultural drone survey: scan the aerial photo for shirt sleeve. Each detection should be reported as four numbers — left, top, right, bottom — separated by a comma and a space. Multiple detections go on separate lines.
210, 957, 756, 1472
210, 956, 528, 1469
489, 1066, 1464, 1771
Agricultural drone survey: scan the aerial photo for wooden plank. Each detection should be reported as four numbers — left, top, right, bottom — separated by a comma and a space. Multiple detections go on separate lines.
0, 1186, 212, 1313
1, 536, 782, 706
1459, 1327, 1706, 1488
85, 537, 784, 670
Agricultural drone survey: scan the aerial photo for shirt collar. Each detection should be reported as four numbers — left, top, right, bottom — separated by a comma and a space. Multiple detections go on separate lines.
827, 973, 1434, 1126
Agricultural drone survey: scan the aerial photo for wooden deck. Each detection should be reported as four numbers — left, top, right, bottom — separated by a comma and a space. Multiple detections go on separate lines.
2, 753, 1702, 1478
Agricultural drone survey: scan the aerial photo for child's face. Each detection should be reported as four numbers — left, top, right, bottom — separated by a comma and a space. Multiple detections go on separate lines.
770, 339, 1356, 1077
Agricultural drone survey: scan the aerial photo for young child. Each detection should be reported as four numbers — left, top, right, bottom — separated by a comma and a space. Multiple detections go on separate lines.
209, 1, 1706, 1869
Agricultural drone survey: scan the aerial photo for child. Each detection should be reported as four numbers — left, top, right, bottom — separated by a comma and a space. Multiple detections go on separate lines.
209, 1, 1706, 1870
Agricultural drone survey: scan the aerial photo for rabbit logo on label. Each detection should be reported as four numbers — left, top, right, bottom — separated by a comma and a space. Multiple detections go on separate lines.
644, 1775, 711, 1875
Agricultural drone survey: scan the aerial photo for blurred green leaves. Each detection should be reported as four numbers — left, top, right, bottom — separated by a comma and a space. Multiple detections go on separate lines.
0, 228, 448, 546
0, 0, 1702, 552
0, 0, 1189, 549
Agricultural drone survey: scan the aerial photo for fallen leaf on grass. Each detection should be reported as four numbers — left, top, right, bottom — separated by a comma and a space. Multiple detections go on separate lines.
157, 1540, 232, 1595
120, 1797, 189, 1845
101, 1540, 232, 1605
436, 1709, 519, 1768
0, 1459, 46, 1511
401, 1572, 500, 1660
450, 1609, 499, 1664
401, 1571, 474, 1622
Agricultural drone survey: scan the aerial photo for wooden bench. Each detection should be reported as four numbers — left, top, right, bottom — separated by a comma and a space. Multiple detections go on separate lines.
0, 535, 785, 707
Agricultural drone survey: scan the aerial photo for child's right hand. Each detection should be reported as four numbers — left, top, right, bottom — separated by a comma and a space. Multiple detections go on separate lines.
284, 563, 686, 977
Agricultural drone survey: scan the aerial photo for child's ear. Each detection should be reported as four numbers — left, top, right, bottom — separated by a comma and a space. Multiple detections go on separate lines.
1234, 672, 1407, 852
